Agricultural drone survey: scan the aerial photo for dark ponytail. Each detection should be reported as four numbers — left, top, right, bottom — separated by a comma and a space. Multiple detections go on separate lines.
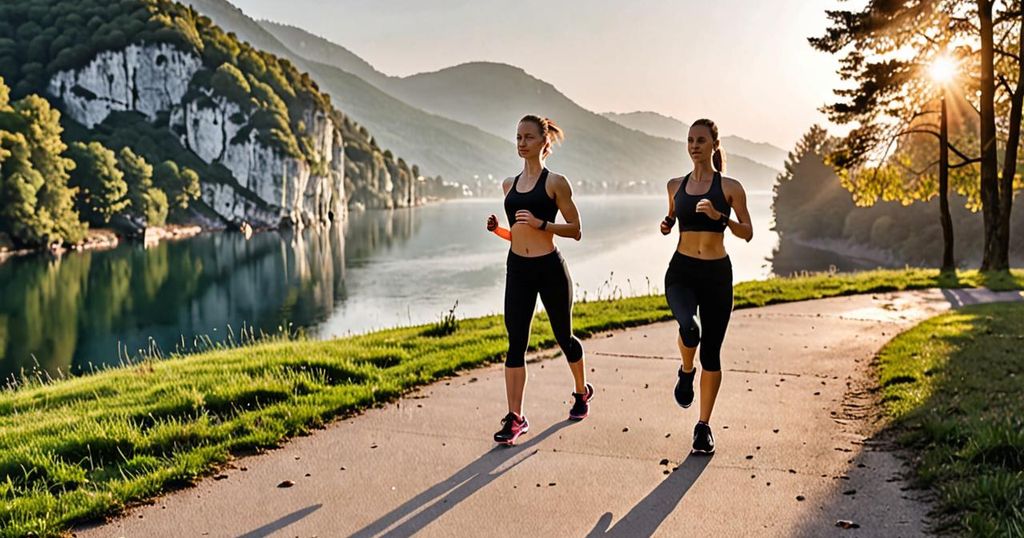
520, 115, 565, 158
693, 118, 726, 173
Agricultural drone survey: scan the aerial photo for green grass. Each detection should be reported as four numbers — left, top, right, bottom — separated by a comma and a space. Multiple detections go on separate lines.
1, 268, 1022, 536
877, 301, 1024, 536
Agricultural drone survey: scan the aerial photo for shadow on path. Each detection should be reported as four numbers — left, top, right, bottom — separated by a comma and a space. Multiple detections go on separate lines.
349, 421, 573, 538
586, 454, 712, 537
237, 504, 322, 538
941, 287, 1023, 308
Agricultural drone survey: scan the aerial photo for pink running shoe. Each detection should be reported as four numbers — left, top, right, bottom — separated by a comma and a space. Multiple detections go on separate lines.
494, 412, 529, 445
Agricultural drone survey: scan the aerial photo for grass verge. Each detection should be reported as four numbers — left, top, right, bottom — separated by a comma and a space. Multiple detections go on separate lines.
1, 267, 1022, 536
877, 301, 1024, 536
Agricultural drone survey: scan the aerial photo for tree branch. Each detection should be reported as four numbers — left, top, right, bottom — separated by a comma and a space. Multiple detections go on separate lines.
896, 128, 941, 139
994, 46, 1021, 62
951, 16, 979, 32
994, 10, 1024, 25
998, 74, 1015, 95
948, 142, 978, 163
895, 158, 939, 176
950, 157, 983, 169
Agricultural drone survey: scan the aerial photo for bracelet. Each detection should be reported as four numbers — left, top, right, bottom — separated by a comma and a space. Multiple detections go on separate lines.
539, 220, 548, 230
664, 216, 676, 226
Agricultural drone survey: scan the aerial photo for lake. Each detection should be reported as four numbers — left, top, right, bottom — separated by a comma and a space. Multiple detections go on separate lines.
0, 192, 806, 381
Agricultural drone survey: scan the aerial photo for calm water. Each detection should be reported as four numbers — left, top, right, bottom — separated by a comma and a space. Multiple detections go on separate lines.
1, 193, 803, 381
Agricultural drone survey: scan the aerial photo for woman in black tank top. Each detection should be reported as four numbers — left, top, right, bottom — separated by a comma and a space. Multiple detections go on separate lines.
483, 115, 592, 446
658, 118, 754, 455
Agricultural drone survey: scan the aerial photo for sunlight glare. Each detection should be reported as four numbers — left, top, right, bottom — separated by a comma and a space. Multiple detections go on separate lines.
930, 55, 956, 83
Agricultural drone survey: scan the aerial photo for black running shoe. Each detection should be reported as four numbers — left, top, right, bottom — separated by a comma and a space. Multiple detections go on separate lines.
568, 383, 594, 420
494, 412, 529, 445
674, 367, 696, 408
692, 421, 715, 454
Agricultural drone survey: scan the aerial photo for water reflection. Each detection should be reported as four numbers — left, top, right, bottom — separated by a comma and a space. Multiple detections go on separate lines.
1, 195, 803, 381
0, 223, 359, 382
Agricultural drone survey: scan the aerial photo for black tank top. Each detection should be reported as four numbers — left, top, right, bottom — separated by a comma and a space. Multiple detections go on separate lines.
504, 168, 559, 226
675, 171, 731, 233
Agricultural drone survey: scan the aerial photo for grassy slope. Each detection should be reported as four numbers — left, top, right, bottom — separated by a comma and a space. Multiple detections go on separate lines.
1, 268, 1022, 535
878, 301, 1024, 536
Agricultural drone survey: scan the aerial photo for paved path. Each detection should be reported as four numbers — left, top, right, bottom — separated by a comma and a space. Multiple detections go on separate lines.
77, 289, 1023, 538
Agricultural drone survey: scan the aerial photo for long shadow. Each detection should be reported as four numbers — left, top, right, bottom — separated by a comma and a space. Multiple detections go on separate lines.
586, 454, 712, 537
349, 421, 573, 538
237, 504, 322, 538
940, 287, 1024, 308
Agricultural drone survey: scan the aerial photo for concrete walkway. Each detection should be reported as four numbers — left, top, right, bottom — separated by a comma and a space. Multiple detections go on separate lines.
77, 289, 1023, 538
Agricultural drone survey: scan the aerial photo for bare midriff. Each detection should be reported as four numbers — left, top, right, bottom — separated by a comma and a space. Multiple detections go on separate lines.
510, 225, 556, 257
677, 231, 727, 260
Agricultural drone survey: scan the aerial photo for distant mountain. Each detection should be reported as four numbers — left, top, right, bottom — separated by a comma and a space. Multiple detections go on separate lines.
260, 21, 394, 93
603, 111, 789, 171
383, 62, 780, 190
213, 2, 780, 191
184, 0, 516, 182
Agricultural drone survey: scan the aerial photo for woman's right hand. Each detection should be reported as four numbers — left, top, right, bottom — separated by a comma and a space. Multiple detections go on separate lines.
486, 214, 498, 232
660, 215, 675, 235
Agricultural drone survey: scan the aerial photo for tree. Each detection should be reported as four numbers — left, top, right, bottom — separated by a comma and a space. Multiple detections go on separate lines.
772, 125, 856, 239
810, 2, 977, 271
812, 0, 1024, 271
68, 141, 128, 225
0, 77, 84, 246
153, 160, 200, 211
118, 146, 167, 226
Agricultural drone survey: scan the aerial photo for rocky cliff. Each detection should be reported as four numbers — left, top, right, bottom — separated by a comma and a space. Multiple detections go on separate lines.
48, 43, 346, 228
1, 0, 425, 237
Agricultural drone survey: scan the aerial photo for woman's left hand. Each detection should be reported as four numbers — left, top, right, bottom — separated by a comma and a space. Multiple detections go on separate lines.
695, 198, 722, 221
515, 209, 544, 229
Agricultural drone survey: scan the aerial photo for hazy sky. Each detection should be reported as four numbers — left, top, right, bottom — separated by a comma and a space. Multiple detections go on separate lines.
230, 0, 850, 150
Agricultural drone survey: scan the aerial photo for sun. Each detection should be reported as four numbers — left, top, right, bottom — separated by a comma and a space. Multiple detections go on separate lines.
930, 55, 957, 83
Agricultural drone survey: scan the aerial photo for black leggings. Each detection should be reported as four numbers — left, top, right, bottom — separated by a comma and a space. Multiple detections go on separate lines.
664, 252, 733, 372
504, 250, 584, 368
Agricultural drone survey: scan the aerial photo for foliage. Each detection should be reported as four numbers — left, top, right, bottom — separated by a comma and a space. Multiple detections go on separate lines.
771, 125, 1024, 266
0, 0, 423, 231
66, 140, 128, 225
118, 146, 166, 226
0, 77, 84, 246
810, 0, 1024, 270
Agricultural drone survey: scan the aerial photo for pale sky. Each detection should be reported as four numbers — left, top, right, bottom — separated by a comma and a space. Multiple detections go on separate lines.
230, 0, 849, 150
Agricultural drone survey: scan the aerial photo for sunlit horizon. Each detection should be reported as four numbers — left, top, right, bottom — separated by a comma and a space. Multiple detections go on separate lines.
227, 0, 854, 150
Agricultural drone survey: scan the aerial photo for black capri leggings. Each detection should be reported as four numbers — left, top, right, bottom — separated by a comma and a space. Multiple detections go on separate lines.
664, 252, 733, 372
504, 250, 584, 368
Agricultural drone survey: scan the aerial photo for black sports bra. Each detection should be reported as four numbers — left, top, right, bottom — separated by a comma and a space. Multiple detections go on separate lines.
504, 168, 559, 227
674, 172, 731, 233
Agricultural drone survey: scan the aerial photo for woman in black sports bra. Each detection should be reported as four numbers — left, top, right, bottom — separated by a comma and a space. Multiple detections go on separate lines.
484, 115, 591, 446
659, 118, 753, 455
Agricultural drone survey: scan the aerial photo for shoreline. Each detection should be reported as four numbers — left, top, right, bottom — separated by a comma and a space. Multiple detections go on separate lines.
0, 224, 205, 264
783, 233, 901, 267
0, 197, 460, 265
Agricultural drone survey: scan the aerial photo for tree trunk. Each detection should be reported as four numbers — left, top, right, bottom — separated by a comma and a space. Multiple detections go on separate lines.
940, 93, 955, 271
979, 0, 1002, 271
995, 10, 1024, 272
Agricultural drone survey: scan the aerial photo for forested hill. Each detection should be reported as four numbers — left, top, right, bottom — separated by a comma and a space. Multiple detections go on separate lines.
771, 126, 1024, 270
0, 0, 423, 249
